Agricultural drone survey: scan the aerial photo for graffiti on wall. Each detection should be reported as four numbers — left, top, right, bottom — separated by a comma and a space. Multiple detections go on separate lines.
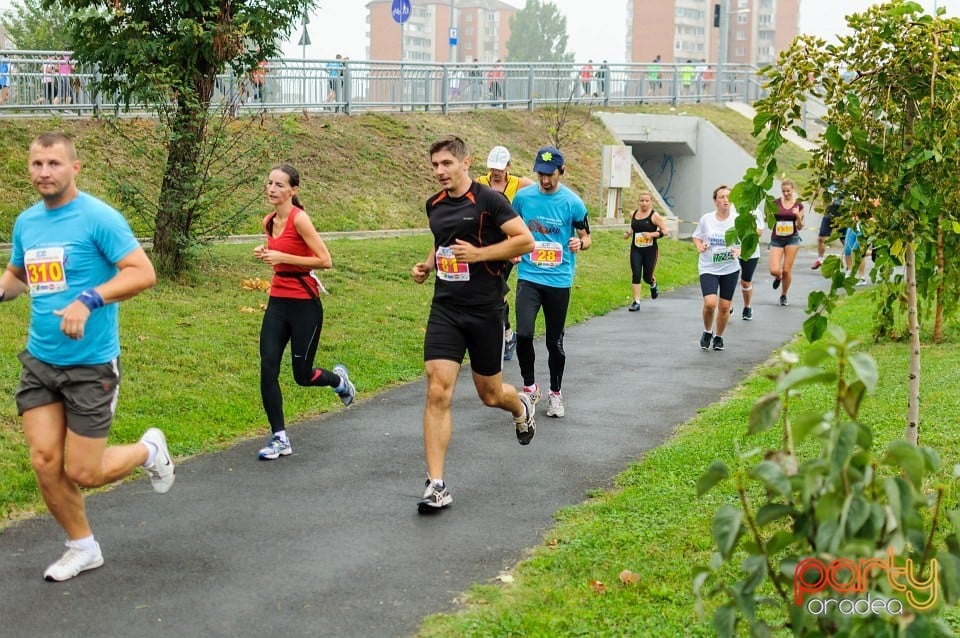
639, 153, 676, 209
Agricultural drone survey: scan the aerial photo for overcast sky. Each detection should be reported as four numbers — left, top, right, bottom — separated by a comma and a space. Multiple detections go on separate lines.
281, 0, 956, 62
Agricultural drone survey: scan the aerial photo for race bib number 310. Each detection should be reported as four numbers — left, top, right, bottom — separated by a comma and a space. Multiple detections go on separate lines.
24, 247, 68, 295
435, 246, 470, 282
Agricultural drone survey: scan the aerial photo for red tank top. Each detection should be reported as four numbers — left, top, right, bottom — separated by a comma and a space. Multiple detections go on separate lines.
264, 207, 320, 299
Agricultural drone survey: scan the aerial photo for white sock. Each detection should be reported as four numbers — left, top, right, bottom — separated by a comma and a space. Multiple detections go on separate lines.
275, 430, 288, 442
142, 440, 158, 467
70, 535, 99, 552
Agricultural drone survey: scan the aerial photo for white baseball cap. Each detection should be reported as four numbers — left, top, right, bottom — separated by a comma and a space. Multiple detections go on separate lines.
486, 146, 511, 170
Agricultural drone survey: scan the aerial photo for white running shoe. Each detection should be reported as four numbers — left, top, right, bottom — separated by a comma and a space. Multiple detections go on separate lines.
522, 384, 541, 405
43, 541, 104, 582
140, 428, 175, 494
417, 479, 452, 513
333, 364, 356, 406
546, 391, 565, 418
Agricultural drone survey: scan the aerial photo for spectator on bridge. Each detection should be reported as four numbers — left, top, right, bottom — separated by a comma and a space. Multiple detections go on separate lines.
580, 61, 593, 97
487, 60, 505, 106
594, 61, 607, 95
0, 54, 10, 105
56, 55, 74, 105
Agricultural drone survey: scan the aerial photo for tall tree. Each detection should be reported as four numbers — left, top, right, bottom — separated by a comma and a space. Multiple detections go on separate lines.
730, 0, 960, 444
506, 0, 573, 63
53, 0, 316, 276
1, 0, 85, 50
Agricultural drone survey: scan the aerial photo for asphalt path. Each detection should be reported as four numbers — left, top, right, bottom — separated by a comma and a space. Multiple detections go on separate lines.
0, 247, 829, 638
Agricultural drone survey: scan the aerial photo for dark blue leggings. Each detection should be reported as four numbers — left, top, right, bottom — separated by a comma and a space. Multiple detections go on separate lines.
259, 296, 340, 432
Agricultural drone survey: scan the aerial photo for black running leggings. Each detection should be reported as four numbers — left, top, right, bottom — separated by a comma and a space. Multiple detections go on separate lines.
630, 246, 658, 285
515, 280, 570, 392
260, 296, 341, 433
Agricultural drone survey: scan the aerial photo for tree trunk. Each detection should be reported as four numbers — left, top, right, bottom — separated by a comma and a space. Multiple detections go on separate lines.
152, 100, 208, 277
934, 216, 944, 343
905, 239, 921, 445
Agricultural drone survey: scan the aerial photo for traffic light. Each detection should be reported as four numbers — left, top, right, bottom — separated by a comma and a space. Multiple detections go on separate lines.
713, 3, 721, 28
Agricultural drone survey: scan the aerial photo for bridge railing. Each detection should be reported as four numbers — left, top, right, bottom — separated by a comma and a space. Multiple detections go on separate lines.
0, 52, 768, 117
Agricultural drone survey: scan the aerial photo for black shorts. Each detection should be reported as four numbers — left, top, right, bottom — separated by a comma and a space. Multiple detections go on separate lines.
15, 350, 121, 439
424, 302, 505, 377
818, 213, 835, 238
699, 272, 740, 301
738, 256, 759, 283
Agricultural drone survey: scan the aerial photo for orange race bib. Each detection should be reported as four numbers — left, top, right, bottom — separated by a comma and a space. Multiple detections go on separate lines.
24, 247, 68, 295
531, 240, 564, 268
435, 246, 470, 282
634, 233, 653, 248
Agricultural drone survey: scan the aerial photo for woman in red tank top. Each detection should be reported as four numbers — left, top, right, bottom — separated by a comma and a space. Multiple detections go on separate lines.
252, 164, 356, 461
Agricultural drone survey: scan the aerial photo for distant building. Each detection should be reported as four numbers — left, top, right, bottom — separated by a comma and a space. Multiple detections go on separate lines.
626, 0, 799, 66
365, 0, 517, 62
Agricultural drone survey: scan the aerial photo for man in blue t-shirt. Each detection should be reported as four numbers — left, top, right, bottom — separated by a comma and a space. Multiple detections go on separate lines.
0, 132, 173, 582
513, 145, 591, 419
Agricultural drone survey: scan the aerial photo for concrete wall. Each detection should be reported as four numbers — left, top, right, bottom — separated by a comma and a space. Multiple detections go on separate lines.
598, 111, 808, 241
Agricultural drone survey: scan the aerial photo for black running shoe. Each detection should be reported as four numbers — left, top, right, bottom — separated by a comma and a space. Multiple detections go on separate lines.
742, 307, 753, 321
712, 335, 725, 351
772, 277, 781, 290
650, 284, 659, 299
699, 331, 712, 351
514, 393, 536, 445
628, 301, 641, 312
780, 295, 789, 306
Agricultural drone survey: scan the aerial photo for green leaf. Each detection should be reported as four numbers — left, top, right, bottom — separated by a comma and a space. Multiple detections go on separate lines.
713, 604, 736, 637
831, 422, 858, 471
884, 440, 926, 489
765, 530, 795, 555
791, 411, 827, 445
712, 504, 744, 560
843, 492, 871, 535
938, 552, 960, 605
840, 379, 867, 419
748, 394, 781, 435
697, 460, 730, 496
803, 313, 828, 342
775, 366, 836, 394
748, 461, 791, 499
756, 503, 796, 527
847, 352, 879, 391
824, 124, 845, 151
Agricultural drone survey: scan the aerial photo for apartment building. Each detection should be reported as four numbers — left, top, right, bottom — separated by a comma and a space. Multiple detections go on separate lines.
626, 0, 799, 66
365, 0, 518, 63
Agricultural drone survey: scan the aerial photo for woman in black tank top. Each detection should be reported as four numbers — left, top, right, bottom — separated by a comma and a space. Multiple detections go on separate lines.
622, 190, 669, 311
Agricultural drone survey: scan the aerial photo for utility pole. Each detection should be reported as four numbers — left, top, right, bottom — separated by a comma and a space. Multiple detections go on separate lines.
716, 0, 728, 103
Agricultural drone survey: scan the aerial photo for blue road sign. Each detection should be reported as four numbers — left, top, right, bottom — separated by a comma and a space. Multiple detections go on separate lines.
449, 27, 458, 46
391, 0, 411, 24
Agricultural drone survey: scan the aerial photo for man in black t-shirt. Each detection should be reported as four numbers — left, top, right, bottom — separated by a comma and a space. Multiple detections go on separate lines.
410, 135, 536, 514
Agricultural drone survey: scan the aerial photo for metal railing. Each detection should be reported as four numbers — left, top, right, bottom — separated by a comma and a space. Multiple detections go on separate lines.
0, 52, 768, 117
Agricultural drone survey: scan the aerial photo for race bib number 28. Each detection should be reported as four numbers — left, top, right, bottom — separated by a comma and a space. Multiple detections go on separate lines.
24, 247, 68, 295
531, 240, 564, 268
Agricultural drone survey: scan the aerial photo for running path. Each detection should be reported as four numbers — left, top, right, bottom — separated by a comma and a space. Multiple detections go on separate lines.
0, 254, 826, 638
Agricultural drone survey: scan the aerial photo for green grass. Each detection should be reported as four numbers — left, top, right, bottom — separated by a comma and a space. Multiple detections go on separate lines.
0, 231, 699, 522
416, 290, 960, 637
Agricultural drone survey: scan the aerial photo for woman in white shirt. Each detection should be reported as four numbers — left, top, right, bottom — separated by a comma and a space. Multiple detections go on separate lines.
692, 185, 741, 351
